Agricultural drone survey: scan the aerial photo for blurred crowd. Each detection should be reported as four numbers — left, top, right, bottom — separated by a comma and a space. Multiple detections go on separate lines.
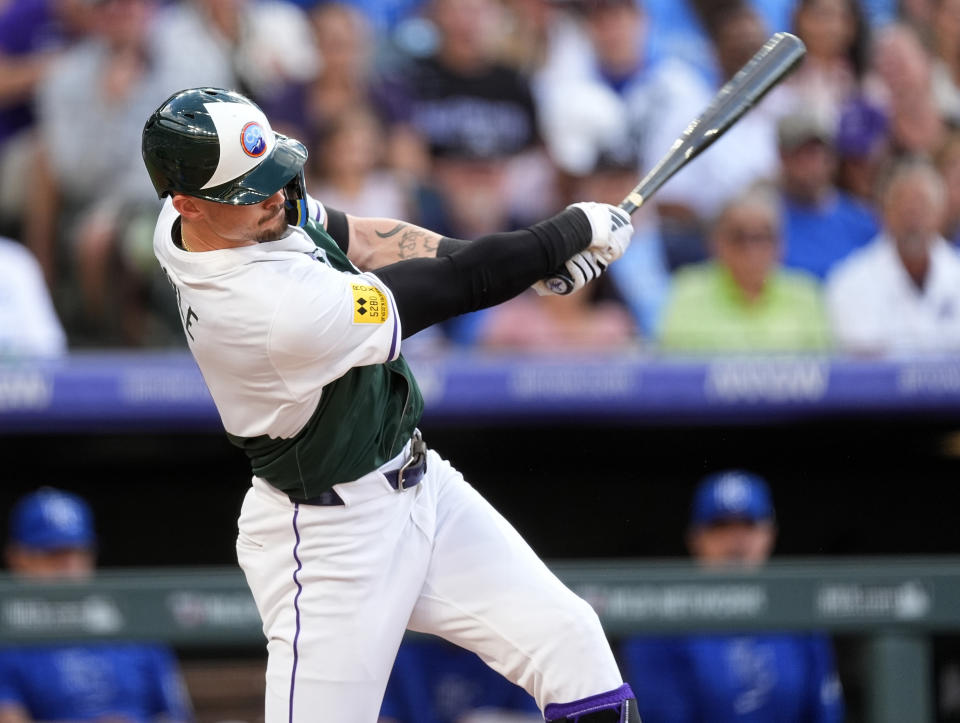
3, 0, 960, 357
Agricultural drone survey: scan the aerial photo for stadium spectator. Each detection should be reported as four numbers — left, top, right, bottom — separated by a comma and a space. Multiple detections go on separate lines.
0, 237, 66, 357
777, 110, 879, 281
899, 0, 937, 48
620, 470, 845, 723
309, 105, 413, 220
25, 0, 170, 343
374, 0, 539, 174
868, 23, 945, 155
379, 638, 541, 723
336, 0, 426, 38
936, 130, 960, 247
289, 2, 376, 144
307, 104, 451, 266
534, 0, 706, 267
498, 0, 570, 76
0, 488, 193, 721
25, 0, 255, 346
477, 274, 636, 352
931, 0, 960, 125
0, 0, 89, 236
659, 187, 831, 353
151, 0, 319, 114
834, 96, 892, 207
788, 0, 870, 125
826, 156, 960, 354
535, 0, 699, 176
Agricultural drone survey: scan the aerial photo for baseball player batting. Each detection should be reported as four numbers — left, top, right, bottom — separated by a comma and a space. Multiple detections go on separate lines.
142, 88, 638, 722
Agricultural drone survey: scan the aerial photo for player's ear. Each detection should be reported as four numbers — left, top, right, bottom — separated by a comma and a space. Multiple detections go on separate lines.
172, 194, 203, 220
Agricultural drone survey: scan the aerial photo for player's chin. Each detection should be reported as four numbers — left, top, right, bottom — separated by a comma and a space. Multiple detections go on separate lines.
255, 216, 289, 242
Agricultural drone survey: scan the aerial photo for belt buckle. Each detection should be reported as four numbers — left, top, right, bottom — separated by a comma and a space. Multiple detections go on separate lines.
396, 431, 426, 491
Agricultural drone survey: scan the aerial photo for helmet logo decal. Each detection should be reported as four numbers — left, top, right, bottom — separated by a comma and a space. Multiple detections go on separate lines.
201, 101, 275, 190
241, 121, 267, 158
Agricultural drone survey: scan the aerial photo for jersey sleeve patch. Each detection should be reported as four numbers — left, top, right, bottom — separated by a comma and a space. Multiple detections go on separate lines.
352, 283, 388, 324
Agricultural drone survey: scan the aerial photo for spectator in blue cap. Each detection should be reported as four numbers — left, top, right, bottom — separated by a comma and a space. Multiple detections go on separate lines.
619, 470, 845, 723
0, 487, 193, 722
5, 487, 96, 580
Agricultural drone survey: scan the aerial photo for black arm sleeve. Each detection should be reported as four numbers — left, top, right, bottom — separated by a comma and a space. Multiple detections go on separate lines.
325, 206, 350, 254
436, 237, 470, 256
374, 207, 591, 338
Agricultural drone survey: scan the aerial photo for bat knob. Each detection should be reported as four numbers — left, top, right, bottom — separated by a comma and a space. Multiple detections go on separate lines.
543, 270, 576, 295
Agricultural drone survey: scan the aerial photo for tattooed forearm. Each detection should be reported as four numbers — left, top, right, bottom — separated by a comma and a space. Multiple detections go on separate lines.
376, 223, 439, 259
348, 216, 445, 269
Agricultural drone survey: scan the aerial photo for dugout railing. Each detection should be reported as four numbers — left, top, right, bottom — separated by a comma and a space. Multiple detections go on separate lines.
1, 557, 956, 722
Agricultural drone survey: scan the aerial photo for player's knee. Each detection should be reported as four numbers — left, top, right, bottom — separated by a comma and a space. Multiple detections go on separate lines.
553, 592, 608, 647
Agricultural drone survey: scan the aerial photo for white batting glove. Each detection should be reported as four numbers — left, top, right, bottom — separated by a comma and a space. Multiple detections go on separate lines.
532, 250, 606, 296
532, 202, 634, 295
568, 201, 633, 265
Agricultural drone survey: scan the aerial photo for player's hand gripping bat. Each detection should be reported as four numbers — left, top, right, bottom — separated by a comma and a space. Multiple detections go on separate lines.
546, 31, 807, 294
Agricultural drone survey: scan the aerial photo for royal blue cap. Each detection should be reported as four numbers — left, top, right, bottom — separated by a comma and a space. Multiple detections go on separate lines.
8, 488, 96, 550
690, 470, 774, 527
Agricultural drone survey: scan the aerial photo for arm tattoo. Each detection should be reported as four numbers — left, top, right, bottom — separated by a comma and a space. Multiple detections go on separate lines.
375, 223, 405, 239
376, 222, 439, 259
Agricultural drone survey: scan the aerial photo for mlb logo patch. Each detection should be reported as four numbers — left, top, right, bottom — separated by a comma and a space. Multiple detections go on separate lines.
352, 284, 388, 324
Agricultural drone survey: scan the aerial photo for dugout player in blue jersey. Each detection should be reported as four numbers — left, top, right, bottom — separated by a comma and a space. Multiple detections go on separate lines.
379, 638, 542, 723
0, 488, 193, 722
620, 471, 844, 723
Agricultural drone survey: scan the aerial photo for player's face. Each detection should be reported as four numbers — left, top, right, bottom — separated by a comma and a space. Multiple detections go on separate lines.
6, 546, 96, 580
688, 521, 776, 569
192, 191, 290, 244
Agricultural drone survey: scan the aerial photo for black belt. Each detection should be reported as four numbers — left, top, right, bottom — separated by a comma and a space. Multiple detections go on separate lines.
290, 435, 428, 507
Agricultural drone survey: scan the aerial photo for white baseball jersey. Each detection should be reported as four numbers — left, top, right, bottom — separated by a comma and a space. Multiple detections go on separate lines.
152, 197, 423, 498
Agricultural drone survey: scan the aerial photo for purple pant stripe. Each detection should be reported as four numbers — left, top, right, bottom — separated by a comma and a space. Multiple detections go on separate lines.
544, 683, 635, 721
289, 504, 304, 722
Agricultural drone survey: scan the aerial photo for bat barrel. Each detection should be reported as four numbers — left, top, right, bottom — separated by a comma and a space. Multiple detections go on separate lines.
618, 32, 806, 215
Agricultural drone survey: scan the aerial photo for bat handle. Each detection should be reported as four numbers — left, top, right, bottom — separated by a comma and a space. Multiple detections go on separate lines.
543, 189, 646, 294
618, 191, 644, 217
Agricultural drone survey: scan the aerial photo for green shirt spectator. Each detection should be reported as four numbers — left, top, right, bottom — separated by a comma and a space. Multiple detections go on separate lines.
661, 262, 830, 352
659, 187, 831, 353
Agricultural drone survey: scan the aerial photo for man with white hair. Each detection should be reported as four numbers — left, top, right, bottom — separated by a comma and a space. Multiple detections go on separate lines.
826, 156, 960, 354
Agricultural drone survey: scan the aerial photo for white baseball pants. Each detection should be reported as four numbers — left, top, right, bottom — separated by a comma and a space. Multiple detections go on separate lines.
236, 445, 623, 722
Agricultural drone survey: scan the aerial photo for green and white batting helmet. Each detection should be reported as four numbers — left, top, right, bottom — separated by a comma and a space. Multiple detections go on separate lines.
142, 87, 308, 207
